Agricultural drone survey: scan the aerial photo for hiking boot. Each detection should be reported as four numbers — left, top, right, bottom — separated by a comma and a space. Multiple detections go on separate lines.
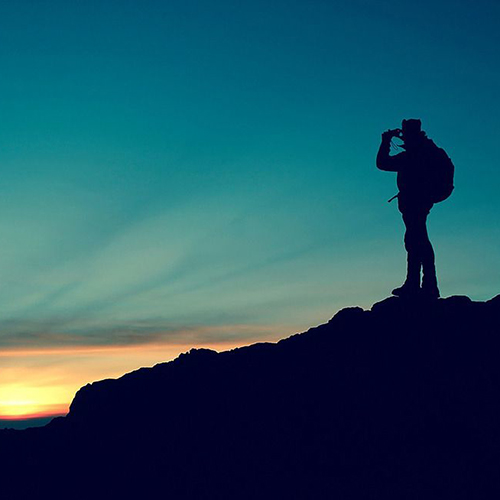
391, 282, 420, 298
421, 283, 440, 299
422, 273, 440, 299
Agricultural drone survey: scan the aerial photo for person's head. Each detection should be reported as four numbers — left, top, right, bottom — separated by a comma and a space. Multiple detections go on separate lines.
401, 118, 426, 147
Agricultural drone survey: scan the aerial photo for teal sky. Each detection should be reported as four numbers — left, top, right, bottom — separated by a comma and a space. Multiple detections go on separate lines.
0, 0, 499, 348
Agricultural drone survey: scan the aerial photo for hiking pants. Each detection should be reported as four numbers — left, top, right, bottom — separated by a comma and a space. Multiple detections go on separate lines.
399, 201, 436, 287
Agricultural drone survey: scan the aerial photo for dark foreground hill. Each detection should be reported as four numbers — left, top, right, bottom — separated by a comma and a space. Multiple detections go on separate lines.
2, 295, 500, 499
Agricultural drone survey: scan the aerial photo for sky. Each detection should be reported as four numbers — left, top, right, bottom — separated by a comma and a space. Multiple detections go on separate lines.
0, 0, 499, 424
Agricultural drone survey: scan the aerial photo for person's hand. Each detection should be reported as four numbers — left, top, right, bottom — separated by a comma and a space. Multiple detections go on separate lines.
382, 129, 394, 141
382, 129, 401, 141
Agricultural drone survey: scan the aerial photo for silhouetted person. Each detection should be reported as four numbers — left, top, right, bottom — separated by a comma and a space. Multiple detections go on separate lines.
377, 119, 454, 298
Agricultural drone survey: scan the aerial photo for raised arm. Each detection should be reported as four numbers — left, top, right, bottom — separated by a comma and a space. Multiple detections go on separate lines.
376, 130, 405, 172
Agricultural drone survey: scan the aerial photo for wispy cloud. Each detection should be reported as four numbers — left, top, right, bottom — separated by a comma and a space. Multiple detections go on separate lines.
0, 187, 346, 349
0, 316, 287, 349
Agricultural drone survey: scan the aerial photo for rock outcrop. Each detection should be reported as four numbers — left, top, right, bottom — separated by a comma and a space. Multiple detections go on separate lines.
2, 295, 500, 499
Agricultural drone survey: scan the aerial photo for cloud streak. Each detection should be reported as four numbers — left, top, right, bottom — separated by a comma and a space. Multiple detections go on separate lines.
0, 316, 287, 349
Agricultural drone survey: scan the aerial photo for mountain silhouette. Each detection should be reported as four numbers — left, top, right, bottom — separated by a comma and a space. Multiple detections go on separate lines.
2, 294, 500, 499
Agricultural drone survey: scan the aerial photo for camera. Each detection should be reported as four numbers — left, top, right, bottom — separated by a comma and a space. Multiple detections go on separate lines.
383, 128, 403, 140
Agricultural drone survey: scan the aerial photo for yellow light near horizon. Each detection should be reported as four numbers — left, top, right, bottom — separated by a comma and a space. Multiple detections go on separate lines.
0, 333, 281, 420
0, 383, 68, 418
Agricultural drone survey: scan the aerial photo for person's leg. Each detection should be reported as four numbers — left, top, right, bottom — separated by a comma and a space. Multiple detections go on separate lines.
403, 211, 422, 287
417, 210, 439, 297
393, 199, 439, 298
392, 210, 421, 296
409, 207, 439, 297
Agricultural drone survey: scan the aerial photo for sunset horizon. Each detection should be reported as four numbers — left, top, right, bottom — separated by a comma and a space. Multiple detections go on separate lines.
0, 331, 288, 423
1, 0, 499, 433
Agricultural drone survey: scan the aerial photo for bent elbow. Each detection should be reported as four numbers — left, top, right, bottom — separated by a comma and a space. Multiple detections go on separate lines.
376, 155, 398, 172
376, 158, 388, 171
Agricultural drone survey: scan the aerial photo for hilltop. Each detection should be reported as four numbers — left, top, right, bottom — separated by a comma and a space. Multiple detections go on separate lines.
2, 294, 500, 499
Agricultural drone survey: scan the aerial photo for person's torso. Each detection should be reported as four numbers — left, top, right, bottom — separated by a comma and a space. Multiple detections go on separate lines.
396, 140, 437, 199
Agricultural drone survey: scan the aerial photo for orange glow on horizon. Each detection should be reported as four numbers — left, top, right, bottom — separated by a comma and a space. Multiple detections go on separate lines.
0, 327, 286, 420
0, 382, 70, 419
0, 338, 262, 357
0, 405, 68, 421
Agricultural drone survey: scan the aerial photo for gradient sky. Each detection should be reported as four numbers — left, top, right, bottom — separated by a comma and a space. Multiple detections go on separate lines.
0, 0, 499, 422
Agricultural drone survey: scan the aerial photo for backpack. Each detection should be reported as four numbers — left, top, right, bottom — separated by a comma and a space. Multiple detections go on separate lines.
427, 144, 454, 203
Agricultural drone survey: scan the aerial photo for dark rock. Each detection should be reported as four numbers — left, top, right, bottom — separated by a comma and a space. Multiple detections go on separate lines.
1, 294, 500, 499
